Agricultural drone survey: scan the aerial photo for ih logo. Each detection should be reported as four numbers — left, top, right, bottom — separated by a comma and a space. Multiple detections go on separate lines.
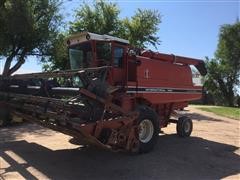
144, 69, 150, 79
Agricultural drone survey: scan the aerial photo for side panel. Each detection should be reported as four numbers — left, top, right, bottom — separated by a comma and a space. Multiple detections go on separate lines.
127, 57, 202, 104
137, 57, 193, 87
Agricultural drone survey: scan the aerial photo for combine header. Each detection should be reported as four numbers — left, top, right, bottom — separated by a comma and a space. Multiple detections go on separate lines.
0, 32, 206, 153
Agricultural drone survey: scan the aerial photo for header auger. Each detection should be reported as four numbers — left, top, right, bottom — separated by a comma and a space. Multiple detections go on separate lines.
0, 32, 206, 153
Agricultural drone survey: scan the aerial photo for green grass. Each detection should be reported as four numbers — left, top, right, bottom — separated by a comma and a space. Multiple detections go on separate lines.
195, 105, 240, 120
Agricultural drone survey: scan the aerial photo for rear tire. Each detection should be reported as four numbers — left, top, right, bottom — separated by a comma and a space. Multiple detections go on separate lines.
137, 105, 160, 153
176, 116, 192, 137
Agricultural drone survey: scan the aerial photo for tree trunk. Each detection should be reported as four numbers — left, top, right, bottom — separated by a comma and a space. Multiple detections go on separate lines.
226, 94, 234, 107
226, 85, 235, 107
217, 78, 229, 104
2, 47, 21, 77
8, 56, 25, 75
2, 50, 26, 77
2, 56, 14, 76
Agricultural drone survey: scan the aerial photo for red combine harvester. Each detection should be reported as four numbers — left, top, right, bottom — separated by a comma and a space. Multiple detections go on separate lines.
0, 32, 206, 153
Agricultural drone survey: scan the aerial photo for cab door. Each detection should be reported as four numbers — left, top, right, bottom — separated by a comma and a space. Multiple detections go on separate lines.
111, 43, 126, 86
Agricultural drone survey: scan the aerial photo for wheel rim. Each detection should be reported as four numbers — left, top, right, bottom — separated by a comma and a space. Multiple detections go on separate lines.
138, 119, 154, 143
184, 121, 191, 133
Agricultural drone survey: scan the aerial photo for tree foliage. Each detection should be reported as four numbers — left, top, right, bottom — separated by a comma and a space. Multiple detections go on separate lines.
204, 21, 240, 106
121, 9, 161, 48
42, 33, 69, 71
70, 0, 161, 48
70, 0, 120, 35
0, 0, 61, 76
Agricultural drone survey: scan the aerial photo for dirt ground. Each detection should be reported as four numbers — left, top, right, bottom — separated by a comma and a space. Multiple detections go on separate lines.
0, 106, 239, 180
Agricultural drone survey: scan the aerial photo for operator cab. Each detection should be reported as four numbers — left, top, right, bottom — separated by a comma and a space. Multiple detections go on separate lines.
67, 32, 129, 85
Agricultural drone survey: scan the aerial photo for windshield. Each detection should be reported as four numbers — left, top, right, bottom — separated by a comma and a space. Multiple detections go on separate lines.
69, 42, 92, 69
96, 42, 111, 65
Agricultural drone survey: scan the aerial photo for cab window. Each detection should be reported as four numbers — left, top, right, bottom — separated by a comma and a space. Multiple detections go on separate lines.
69, 42, 92, 69
113, 47, 124, 68
96, 42, 111, 64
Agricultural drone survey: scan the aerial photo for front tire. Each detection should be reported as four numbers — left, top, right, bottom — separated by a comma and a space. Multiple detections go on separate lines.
176, 116, 193, 137
137, 105, 160, 153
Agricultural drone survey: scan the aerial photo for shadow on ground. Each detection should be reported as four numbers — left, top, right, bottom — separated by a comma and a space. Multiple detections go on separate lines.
187, 112, 224, 122
0, 135, 239, 180
173, 110, 225, 123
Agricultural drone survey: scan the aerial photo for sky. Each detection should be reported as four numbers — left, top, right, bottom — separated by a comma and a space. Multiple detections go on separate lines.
0, 0, 239, 74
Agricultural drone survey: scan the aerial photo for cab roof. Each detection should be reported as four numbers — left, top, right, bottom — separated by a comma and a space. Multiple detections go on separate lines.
67, 32, 129, 46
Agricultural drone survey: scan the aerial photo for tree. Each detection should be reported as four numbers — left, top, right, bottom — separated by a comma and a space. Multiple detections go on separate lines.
204, 21, 240, 106
121, 9, 161, 49
46, 0, 161, 70
70, 0, 161, 48
70, 0, 120, 35
0, 0, 61, 76
42, 33, 69, 71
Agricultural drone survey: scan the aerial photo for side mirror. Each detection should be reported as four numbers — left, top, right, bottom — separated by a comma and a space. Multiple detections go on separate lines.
128, 49, 141, 66
128, 49, 136, 56
135, 59, 141, 66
